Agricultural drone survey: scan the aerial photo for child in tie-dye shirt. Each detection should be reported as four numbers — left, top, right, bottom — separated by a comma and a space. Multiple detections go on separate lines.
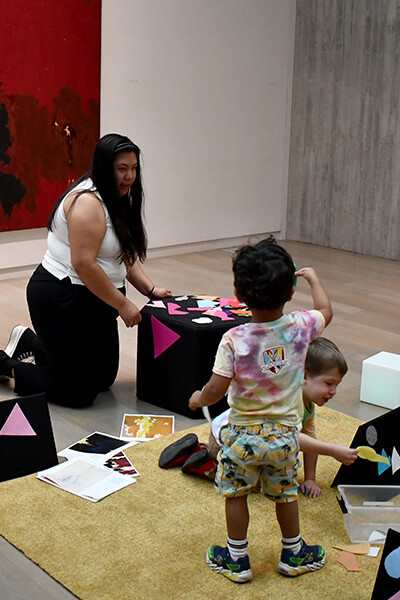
189, 236, 332, 583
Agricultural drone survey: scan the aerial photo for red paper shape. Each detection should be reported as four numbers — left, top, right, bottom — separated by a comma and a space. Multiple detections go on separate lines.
0, 403, 36, 436
151, 315, 181, 358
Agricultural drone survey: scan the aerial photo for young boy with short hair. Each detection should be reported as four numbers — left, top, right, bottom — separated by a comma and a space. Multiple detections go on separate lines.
188, 236, 332, 583
299, 336, 358, 497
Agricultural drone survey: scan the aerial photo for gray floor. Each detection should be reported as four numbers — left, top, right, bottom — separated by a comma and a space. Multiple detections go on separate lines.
0, 241, 394, 599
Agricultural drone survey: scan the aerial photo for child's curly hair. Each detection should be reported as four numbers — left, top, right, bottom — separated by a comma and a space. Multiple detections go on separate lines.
232, 235, 295, 310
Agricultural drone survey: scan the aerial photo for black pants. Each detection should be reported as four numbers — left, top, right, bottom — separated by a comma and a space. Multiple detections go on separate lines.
13, 265, 123, 408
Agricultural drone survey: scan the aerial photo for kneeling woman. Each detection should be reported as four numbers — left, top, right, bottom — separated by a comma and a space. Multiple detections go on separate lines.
0, 133, 171, 407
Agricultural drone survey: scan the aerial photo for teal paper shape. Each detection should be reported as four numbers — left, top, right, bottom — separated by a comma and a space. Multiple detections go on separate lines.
377, 448, 392, 475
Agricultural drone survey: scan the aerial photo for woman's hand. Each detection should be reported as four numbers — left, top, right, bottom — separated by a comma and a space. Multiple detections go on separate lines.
151, 286, 172, 299
119, 298, 142, 327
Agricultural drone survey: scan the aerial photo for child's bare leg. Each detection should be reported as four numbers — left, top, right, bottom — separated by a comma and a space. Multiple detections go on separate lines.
226, 496, 249, 539
276, 498, 326, 577
275, 500, 299, 538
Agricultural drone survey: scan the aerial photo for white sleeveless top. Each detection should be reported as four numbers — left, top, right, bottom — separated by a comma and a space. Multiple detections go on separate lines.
42, 178, 126, 287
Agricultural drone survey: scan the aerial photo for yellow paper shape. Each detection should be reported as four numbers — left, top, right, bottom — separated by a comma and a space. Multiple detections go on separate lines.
333, 543, 370, 555
357, 446, 390, 465
337, 550, 360, 571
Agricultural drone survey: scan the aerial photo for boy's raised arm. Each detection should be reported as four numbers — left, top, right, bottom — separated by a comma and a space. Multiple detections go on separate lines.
295, 267, 333, 326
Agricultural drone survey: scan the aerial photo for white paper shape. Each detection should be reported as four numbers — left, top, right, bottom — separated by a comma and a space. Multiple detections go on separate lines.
368, 530, 387, 542
366, 546, 380, 557
392, 447, 400, 474
192, 317, 213, 324
175, 295, 188, 301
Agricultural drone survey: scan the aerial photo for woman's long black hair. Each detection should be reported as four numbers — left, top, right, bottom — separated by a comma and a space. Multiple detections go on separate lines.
47, 133, 147, 264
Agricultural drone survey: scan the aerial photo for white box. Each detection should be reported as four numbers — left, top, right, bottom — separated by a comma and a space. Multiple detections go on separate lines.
338, 484, 400, 543
360, 351, 400, 409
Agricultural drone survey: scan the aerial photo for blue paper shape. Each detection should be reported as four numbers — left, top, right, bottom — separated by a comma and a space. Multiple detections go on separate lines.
385, 546, 400, 578
378, 448, 392, 475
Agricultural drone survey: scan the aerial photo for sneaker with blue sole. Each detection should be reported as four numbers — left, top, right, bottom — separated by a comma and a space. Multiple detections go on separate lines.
206, 545, 253, 583
278, 538, 325, 577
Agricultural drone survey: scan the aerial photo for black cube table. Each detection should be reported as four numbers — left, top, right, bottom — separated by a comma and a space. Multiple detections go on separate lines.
136, 295, 252, 418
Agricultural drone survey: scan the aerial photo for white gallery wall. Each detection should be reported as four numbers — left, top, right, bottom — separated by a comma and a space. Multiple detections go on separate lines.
0, 0, 296, 272
101, 0, 296, 251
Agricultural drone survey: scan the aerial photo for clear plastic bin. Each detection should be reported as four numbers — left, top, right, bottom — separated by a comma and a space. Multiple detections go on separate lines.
337, 484, 400, 543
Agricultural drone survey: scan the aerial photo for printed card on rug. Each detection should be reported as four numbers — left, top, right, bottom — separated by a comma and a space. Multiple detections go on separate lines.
37, 457, 136, 502
120, 414, 174, 441
103, 452, 140, 477
58, 431, 138, 463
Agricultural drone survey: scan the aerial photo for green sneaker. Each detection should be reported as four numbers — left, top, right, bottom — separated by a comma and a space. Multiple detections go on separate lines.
278, 538, 326, 576
206, 545, 253, 583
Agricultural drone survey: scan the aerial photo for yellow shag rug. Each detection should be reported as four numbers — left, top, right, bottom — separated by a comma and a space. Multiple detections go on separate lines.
0, 406, 380, 600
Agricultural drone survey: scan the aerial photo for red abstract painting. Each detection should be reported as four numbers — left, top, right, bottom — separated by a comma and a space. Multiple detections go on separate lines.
0, 0, 101, 232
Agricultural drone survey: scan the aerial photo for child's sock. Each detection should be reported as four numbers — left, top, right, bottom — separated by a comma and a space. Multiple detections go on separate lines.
227, 537, 248, 561
282, 534, 302, 555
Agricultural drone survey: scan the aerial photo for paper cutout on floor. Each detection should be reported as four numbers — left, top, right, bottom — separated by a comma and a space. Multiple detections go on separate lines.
357, 446, 390, 465
0, 403, 37, 436
337, 550, 360, 571
367, 547, 381, 558
175, 295, 188, 301
151, 315, 181, 358
167, 302, 188, 315
333, 542, 370, 555
369, 530, 387, 543
385, 546, 400, 578
187, 307, 209, 312
392, 447, 400, 474
147, 300, 167, 309
378, 450, 392, 475
192, 317, 213, 324
388, 592, 400, 600
204, 308, 234, 321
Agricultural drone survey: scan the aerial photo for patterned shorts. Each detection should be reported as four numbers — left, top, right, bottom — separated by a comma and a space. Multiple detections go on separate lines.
215, 422, 300, 502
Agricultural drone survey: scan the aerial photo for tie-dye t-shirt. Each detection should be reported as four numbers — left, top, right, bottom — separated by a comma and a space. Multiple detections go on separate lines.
212, 310, 325, 427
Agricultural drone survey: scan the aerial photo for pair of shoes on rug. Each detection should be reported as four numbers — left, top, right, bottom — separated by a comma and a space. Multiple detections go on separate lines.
158, 433, 217, 480
0, 325, 36, 382
206, 539, 325, 583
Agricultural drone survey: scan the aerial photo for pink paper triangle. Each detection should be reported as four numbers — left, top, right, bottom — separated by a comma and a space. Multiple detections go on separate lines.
147, 300, 166, 309
151, 315, 181, 358
167, 302, 188, 315
0, 403, 37, 436
388, 592, 400, 600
